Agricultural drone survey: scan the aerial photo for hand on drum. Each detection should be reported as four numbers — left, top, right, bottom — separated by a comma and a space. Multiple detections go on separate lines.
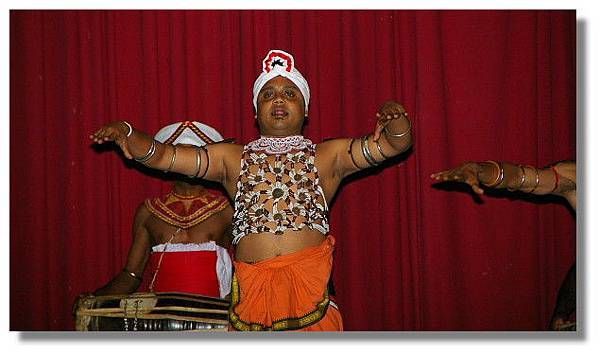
72, 292, 94, 317
73, 292, 230, 331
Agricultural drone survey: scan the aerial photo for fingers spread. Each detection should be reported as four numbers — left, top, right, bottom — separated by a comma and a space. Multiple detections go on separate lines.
430, 170, 450, 180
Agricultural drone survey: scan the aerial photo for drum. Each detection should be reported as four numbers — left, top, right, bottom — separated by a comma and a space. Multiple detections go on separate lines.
75, 292, 229, 331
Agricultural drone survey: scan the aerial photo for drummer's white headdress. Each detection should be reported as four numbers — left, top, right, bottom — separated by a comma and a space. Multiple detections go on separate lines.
154, 121, 224, 146
252, 49, 310, 113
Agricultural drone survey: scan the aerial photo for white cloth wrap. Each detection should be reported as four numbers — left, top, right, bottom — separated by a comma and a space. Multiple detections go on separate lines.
252, 50, 310, 112
151, 241, 232, 298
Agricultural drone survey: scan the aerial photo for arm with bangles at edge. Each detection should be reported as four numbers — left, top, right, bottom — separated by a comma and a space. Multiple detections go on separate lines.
89, 121, 241, 186
318, 101, 413, 184
93, 203, 152, 296
430, 160, 576, 209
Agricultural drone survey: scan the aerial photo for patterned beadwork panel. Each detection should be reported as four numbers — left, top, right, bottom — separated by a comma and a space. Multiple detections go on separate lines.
232, 136, 329, 243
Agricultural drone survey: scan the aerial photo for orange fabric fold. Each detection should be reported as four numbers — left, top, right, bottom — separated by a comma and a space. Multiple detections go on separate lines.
229, 236, 343, 331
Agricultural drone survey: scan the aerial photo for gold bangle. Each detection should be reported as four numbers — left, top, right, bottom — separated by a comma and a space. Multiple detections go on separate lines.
360, 135, 379, 167
523, 165, 540, 193
482, 160, 504, 187
383, 115, 411, 138
517, 165, 527, 190
122, 121, 133, 137
198, 146, 210, 179
360, 136, 378, 166
188, 147, 202, 178
134, 139, 157, 163
123, 269, 142, 282
375, 139, 390, 159
507, 165, 527, 191
165, 145, 178, 172
531, 168, 540, 192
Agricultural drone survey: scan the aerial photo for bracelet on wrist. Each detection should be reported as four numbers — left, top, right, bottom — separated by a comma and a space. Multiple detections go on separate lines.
482, 160, 504, 188
383, 113, 411, 138
508, 165, 527, 191
134, 139, 157, 163
522, 165, 540, 193
123, 268, 142, 282
122, 121, 133, 137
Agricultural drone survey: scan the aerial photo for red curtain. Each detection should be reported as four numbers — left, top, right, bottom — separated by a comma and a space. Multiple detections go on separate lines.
10, 10, 575, 331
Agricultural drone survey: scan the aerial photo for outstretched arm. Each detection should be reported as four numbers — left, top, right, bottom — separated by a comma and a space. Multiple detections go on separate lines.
94, 204, 152, 296
430, 160, 576, 208
320, 101, 413, 180
89, 121, 237, 185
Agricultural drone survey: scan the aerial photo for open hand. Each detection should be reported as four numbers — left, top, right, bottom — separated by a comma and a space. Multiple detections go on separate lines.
430, 162, 485, 195
89, 121, 134, 159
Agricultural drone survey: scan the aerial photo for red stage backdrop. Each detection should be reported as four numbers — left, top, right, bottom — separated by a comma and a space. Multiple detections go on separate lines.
10, 10, 575, 331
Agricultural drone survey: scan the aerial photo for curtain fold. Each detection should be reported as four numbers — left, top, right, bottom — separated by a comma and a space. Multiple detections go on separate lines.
10, 10, 575, 331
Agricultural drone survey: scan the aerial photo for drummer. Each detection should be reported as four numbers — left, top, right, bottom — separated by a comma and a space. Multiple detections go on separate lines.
93, 121, 234, 299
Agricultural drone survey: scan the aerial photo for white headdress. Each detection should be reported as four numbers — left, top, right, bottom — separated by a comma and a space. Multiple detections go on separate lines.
154, 121, 224, 146
252, 49, 310, 113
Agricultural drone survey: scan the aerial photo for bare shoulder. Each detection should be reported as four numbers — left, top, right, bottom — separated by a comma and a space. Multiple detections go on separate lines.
206, 142, 244, 190
316, 138, 353, 177
209, 142, 243, 160
133, 201, 152, 221
316, 138, 351, 161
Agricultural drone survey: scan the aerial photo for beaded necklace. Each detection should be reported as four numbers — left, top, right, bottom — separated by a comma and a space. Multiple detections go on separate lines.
246, 135, 312, 155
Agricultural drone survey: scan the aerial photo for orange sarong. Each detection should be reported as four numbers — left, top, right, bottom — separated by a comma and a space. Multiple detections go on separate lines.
229, 236, 343, 331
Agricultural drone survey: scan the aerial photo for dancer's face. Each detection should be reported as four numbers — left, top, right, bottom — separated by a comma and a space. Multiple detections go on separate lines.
256, 76, 306, 137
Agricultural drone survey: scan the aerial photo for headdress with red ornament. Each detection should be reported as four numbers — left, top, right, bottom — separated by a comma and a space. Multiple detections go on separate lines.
252, 49, 310, 113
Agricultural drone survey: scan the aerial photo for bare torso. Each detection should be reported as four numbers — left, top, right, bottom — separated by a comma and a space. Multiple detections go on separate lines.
234, 229, 326, 263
